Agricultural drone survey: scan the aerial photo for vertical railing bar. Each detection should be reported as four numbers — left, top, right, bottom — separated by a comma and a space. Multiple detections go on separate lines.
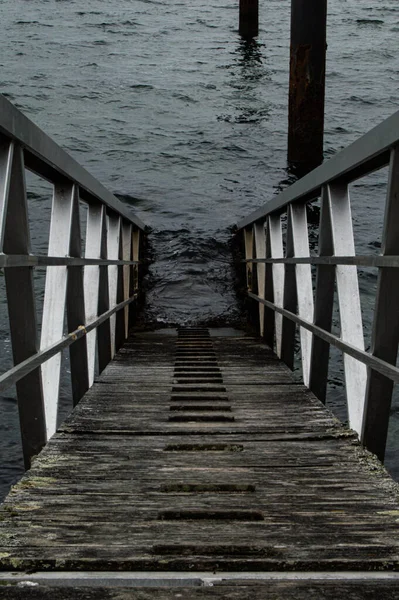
122, 221, 132, 338
244, 227, 254, 291
254, 221, 266, 337
115, 224, 126, 353
0, 139, 14, 251
40, 181, 75, 439
290, 203, 314, 386
130, 227, 140, 327
362, 148, 399, 461
97, 208, 112, 373
264, 217, 275, 350
3, 145, 46, 467
66, 187, 89, 407
132, 227, 140, 293
268, 214, 284, 357
107, 213, 121, 359
280, 206, 297, 370
309, 186, 336, 403
84, 204, 105, 386
244, 226, 257, 328
328, 181, 367, 435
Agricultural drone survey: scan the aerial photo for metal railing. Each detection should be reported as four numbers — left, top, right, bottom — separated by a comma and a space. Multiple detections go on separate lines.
0, 95, 146, 468
236, 110, 399, 463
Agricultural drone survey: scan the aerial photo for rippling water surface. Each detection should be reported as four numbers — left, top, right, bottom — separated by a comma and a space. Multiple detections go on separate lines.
0, 0, 398, 496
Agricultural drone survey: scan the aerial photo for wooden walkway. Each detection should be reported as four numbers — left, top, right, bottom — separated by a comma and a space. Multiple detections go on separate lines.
1, 328, 399, 597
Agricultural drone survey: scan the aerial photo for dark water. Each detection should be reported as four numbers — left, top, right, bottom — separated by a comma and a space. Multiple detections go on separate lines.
0, 0, 398, 497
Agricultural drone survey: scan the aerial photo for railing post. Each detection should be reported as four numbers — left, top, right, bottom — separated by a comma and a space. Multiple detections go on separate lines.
267, 214, 284, 357
66, 186, 89, 407
122, 221, 132, 339
107, 213, 121, 359
97, 208, 112, 374
362, 148, 399, 460
263, 219, 275, 350
289, 203, 313, 385
254, 221, 266, 337
309, 186, 335, 403
1, 144, 46, 466
130, 227, 140, 326
84, 204, 105, 386
40, 182, 76, 438
243, 227, 253, 291
132, 228, 140, 292
115, 225, 126, 353
0, 137, 13, 236
328, 182, 367, 435
244, 226, 258, 329
280, 206, 297, 370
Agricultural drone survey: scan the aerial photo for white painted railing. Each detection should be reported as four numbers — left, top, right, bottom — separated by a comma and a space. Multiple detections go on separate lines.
237, 110, 399, 463
0, 95, 146, 468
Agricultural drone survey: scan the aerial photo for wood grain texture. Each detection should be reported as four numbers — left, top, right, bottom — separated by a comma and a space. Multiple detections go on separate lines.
1, 329, 399, 581
1, 582, 399, 600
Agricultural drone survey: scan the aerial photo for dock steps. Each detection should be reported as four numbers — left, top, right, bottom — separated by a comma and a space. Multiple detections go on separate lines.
0, 328, 399, 596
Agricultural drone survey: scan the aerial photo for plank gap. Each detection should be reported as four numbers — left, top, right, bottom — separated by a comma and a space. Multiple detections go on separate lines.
163, 444, 244, 452
160, 483, 255, 493
168, 415, 235, 423
169, 405, 232, 412
157, 510, 264, 521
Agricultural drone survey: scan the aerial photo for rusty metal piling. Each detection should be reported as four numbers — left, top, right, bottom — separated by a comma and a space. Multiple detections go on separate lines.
239, 0, 259, 39
288, 0, 327, 167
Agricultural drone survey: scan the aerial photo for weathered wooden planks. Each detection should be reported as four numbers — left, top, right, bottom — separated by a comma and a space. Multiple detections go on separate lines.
0, 328, 399, 581
1, 581, 399, 600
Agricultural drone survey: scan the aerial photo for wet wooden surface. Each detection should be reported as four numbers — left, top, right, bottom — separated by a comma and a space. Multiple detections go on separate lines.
1, 328, 399, 584
1, 581, 399, 600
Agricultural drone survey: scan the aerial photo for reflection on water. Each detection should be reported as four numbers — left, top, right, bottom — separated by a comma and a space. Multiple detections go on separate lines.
236, 38, 264, 68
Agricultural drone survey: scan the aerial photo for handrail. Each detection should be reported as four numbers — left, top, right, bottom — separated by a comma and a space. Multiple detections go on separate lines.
237, 110, 399, 229
235, 109, 399, 465
0, 95, 146, 468
0, 95, 145, 230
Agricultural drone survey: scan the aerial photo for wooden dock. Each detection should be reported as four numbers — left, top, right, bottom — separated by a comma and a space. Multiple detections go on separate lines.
1, 328, 399, 597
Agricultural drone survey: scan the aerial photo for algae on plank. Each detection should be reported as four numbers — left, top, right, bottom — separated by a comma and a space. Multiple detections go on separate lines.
12, 477, 57, 491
